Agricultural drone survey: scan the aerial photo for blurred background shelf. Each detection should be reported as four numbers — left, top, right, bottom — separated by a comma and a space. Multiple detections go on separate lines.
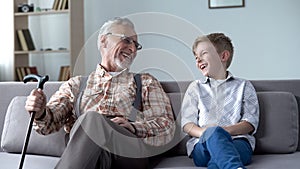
12, 0, 83, 81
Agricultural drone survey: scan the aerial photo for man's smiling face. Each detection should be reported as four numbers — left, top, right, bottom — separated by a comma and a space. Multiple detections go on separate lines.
101, 24, 139, 72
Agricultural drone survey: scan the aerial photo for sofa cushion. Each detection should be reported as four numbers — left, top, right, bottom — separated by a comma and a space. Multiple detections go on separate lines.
0, 152, 60, 169
1, 96, 65, 157
254, 92, 299, 154
165, 93, 187, 156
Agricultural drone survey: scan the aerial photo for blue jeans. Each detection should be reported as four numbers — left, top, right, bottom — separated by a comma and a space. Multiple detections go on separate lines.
191, 126, 252, 169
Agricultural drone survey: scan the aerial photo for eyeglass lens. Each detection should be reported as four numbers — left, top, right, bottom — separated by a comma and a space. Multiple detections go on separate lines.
107, 33, 142, 50
121, 37, 142, 50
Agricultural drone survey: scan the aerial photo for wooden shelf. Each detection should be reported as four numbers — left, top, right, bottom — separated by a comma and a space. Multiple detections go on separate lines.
14, 10, 69, 16
12, 0, 84, 81
14, 49, 70, 55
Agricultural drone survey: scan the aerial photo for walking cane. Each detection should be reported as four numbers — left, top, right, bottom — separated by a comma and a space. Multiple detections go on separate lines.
18, 74, 49, 169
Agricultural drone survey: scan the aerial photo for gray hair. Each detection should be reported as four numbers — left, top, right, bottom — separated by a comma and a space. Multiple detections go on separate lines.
97, 17, 135, 51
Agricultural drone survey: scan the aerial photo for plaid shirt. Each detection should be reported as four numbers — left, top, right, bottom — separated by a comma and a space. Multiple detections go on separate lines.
33, 65, 175, 146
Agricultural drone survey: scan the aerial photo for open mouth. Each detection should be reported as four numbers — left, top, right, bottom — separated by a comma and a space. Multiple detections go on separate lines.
199, 63, 207, 70
121, 51, 129, 58
121, 51, 133, 60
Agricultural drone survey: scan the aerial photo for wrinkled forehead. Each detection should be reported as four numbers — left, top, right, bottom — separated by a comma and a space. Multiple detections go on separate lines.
109, 24, 137, 39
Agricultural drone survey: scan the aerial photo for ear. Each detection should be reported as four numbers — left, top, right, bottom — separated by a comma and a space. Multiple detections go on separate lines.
220, 50, 230, 62
100, 35, 107, 48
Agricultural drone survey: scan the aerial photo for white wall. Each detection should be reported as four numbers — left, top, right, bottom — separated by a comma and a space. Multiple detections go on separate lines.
0, 1, 14, 81
1, 0, 299, 81
83, 0, 300, 81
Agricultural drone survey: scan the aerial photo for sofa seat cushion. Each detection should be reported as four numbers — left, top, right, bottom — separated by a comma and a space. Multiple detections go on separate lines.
152, 156, 195, 169
255, 92, 299, 154
1, 96, 66, 157
152, 152, 300, 169
249, 152, 300, 169
0, 152, 59, 169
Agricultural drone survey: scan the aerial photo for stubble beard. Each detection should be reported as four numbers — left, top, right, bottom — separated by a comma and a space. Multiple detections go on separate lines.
115, 56, 133, 71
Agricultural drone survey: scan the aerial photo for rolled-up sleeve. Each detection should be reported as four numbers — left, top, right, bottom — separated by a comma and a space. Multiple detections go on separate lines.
181, 81, 199, 130
241, 81, 260, 134
33, 77, 80, 135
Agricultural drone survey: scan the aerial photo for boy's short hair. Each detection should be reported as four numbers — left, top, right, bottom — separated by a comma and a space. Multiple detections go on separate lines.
192, 33, 234, 68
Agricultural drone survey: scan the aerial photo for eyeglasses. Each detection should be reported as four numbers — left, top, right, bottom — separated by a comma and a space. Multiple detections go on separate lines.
106, 33, 142, 50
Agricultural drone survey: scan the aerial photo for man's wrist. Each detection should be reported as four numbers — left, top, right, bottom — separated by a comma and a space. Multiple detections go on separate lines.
35, 110, 46, 120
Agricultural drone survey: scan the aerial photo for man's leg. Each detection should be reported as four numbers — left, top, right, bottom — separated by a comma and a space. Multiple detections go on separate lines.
56, 111, 148, 169
111, 155, 149, 169
55, 112, 112, 169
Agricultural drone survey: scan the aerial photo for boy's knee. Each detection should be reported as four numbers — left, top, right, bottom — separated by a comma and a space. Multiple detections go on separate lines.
204, 126, 223, 136
207, 126, 229, 135
202, 126, 230, 142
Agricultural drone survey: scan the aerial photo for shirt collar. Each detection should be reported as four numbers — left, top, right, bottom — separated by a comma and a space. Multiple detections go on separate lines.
200, 71, 234, 84
96, 64, 129, 78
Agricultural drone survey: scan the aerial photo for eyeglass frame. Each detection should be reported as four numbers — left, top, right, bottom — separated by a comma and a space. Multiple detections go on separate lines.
106, 33, 142, 50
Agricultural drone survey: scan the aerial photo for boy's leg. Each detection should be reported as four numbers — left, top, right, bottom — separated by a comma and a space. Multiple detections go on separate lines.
233, 138, 253, 166
201, 126, 245, 169
191, 140, 210, 166
207, 160, 219, 169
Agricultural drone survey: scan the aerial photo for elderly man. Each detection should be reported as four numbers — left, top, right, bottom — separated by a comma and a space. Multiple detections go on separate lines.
25, 17, 175, 169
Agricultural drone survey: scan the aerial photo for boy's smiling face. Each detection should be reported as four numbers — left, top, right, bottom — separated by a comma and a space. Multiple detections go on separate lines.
194, 41, 226, 79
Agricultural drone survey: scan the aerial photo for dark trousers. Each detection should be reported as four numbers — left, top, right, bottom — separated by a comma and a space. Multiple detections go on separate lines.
55, 111, 149, 169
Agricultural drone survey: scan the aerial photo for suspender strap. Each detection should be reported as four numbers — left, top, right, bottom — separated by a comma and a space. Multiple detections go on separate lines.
74, 74, 142, 121
129, 74, 142, 122
133, 74, 142, 111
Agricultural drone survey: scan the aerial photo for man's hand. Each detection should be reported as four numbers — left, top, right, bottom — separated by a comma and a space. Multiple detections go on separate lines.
110, 117, 135, 133
25, 88, 46, 118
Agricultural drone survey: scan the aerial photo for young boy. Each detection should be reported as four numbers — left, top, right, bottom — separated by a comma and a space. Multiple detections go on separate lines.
181, 33, 259, 169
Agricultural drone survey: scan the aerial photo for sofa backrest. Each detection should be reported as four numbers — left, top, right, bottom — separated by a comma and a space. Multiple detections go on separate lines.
0, 82, 62, 152
1, 80, 300, 155
160, 80, 300, 154
251, 80, 300, 151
